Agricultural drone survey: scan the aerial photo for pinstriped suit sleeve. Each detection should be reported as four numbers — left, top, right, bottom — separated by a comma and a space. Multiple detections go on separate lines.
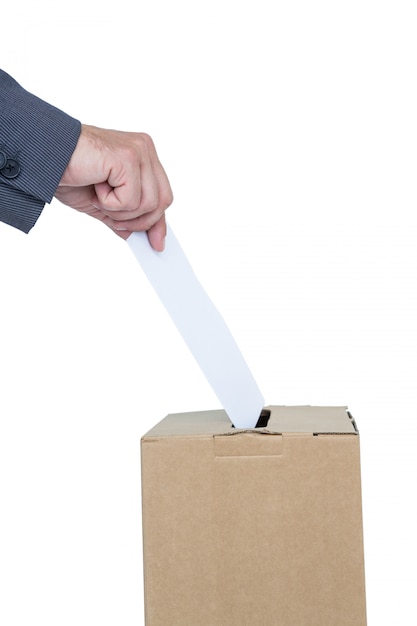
0, 69, 81, 233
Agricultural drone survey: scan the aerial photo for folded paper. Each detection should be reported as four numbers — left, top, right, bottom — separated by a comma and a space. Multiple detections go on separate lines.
127, 226, 264, 428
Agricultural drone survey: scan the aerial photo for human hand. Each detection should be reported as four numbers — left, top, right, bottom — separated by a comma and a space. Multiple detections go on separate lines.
55, 125, 173, 251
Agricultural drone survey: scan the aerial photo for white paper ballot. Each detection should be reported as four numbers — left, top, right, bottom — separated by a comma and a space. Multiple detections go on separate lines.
127, 225, 264, 428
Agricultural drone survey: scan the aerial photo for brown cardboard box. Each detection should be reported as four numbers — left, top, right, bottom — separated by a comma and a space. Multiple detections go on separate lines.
141, 405, 366, 625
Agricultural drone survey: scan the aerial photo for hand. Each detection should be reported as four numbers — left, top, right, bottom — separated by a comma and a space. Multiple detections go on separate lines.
55, 124, 173, 251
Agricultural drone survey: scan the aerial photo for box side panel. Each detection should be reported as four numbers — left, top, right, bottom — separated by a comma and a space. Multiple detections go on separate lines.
141, 428, 366, 626
283, 434, 367, 625
141, 436, 217, 626
213, 434, 366, 626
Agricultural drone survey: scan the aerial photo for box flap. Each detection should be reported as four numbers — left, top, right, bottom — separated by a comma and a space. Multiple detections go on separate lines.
142, 405, 357, 438
267, 405, 356, 434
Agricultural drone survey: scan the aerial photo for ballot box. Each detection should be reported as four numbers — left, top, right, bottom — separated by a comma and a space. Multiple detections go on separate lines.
140, 405, 367, 625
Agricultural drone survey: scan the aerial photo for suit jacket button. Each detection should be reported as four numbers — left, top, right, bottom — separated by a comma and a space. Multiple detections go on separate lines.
0, 150, 6, 170
1, 158, 21, 179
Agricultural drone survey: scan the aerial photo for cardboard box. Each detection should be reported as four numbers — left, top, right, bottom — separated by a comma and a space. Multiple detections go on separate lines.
141, 405, 367, 625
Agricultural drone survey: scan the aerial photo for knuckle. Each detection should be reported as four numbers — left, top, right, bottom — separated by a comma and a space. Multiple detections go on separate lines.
138, 132, 153, 147
122, 143, 139, 165
132, 133, 153, 156
163, 189, 174, 208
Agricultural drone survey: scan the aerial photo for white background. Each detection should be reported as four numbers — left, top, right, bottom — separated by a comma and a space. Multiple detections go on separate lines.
1, 1, 416, 623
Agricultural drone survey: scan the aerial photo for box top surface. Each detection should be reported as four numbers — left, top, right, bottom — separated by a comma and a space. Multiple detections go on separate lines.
143, 405, 357, 438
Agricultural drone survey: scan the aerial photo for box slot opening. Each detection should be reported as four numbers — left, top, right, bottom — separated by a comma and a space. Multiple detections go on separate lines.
232, 408, 271, 429
255, 408, 271, 428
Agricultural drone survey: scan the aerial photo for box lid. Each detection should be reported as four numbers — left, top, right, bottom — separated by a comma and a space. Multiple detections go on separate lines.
142, 405, 357, 438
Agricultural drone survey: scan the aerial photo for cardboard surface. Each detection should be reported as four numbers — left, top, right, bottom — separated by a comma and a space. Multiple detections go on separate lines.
141, 406, 367, 625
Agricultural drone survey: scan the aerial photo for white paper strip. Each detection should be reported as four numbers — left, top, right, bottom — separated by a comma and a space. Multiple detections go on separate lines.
127, 225, 264, 428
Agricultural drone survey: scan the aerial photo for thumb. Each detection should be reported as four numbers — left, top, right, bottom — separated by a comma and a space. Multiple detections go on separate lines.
147, 215, 167, 251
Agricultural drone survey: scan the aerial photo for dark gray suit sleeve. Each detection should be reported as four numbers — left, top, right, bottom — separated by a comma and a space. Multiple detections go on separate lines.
0, 69, 81, 233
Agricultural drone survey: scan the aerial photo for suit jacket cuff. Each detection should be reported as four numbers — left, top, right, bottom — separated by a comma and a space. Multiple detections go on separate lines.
0, 185, 44, 234
0, 70, 81, 232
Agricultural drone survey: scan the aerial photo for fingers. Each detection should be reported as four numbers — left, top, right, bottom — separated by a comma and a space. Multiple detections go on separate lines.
100, 214, 166, 251
93, 134, 172, 218
111, 207, 165, 233
94, 150, 156, 218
